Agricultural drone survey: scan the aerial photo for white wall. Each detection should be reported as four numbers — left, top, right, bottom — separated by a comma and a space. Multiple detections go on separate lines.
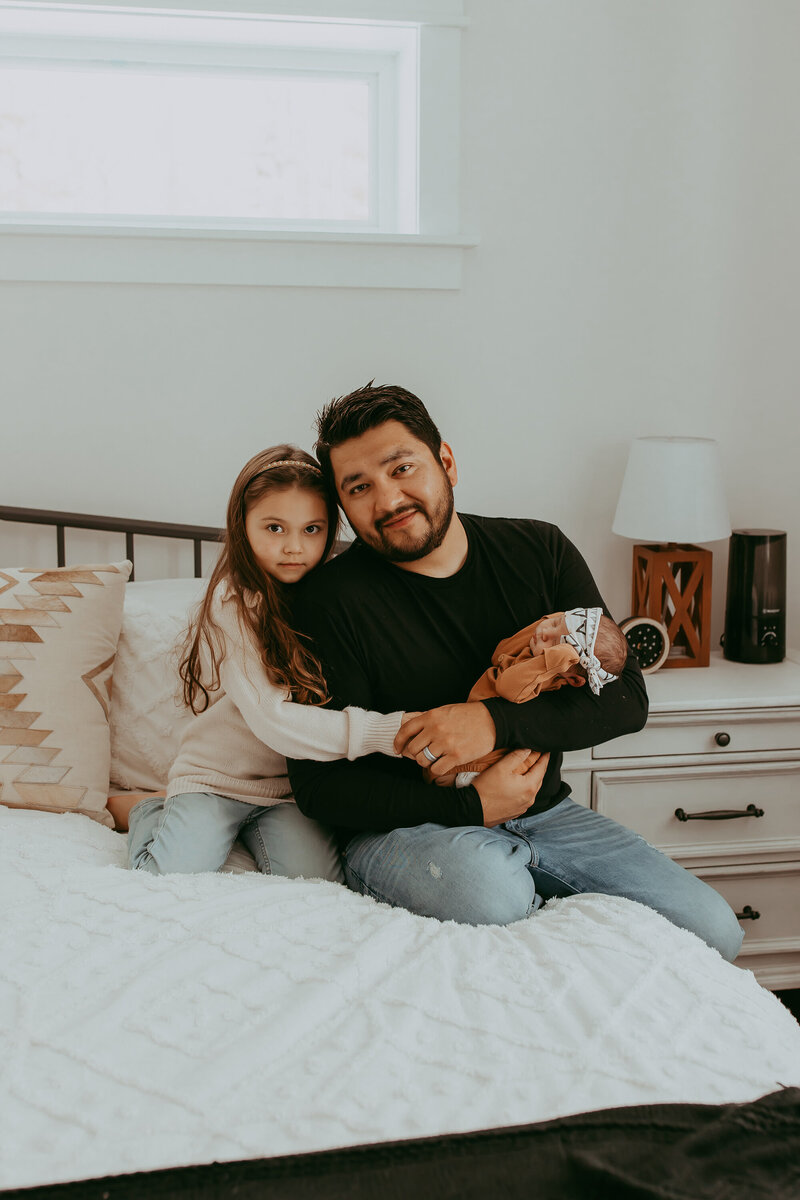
2, 0, 799, 647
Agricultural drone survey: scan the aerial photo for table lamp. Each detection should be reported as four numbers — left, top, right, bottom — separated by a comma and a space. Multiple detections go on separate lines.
612, 436, 731, 668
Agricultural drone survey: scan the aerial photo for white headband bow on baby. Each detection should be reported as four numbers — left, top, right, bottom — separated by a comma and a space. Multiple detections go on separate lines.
562, 607, 618, 696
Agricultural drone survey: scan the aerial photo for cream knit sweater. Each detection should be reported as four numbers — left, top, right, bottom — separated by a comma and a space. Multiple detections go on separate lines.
167, 583, 404, 805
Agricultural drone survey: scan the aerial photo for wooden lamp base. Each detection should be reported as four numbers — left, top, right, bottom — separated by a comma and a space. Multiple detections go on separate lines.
631, 543, 712, 668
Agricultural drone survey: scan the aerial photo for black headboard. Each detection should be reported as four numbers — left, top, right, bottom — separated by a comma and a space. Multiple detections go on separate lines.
0, 505, 223, 581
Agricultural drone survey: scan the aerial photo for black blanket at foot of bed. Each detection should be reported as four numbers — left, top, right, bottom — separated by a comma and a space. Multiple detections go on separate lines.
7, 1087, 799, 1200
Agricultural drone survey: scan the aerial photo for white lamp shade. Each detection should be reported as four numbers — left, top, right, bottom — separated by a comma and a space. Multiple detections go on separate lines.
612, 437, 731, 544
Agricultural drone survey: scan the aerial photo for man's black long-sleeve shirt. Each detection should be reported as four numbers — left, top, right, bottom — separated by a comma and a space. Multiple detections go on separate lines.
287, 514, 648, 833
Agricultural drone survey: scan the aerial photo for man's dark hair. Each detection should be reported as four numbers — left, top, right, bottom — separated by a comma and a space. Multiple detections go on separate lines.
315, 382, 443, 484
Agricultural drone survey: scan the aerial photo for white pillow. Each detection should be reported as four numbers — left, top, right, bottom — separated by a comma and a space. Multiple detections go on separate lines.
109, 578, 206, 792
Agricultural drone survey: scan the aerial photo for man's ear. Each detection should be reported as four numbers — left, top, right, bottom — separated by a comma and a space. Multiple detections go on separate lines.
563, 667, 586, 688
439, 440, 458, 487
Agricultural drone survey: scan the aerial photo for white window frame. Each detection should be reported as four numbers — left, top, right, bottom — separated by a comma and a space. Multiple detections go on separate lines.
0, 0, 474, 288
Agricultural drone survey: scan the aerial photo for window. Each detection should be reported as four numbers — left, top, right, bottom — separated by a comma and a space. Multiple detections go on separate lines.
3, 65, 374, 225
0, 0, 471, 287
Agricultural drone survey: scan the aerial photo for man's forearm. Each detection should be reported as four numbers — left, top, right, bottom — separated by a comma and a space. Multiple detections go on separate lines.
287, 756, 483, 831
484, 660, 649, 753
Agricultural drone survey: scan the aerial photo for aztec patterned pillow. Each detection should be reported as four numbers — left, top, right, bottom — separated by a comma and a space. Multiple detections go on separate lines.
0, 561, 131, 826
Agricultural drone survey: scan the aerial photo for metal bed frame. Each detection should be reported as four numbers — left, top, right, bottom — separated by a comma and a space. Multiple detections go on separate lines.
0, 505, 223, 581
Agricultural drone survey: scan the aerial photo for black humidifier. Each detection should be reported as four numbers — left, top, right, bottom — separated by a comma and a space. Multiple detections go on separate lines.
722, 529, 786, 663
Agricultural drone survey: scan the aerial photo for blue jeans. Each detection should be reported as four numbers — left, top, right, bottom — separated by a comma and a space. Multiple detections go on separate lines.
128, 792, 344, 883
342, 797, 744, 961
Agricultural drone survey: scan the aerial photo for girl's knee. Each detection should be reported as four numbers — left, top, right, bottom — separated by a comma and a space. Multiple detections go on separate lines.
127, 798, 166, 872
248, 804, 344, 883
128, 792, 243, 876
131, 844, 224, 875
129, 852, 161, 874
272, 841, 344, 884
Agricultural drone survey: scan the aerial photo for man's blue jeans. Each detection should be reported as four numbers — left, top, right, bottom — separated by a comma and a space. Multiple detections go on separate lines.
342, 797, 744, 961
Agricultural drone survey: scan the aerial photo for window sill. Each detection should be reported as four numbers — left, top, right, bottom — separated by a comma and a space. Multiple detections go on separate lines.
0, 224, 477, 290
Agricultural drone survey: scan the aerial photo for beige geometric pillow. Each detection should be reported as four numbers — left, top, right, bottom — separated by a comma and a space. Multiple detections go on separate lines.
0, 561, 131, 827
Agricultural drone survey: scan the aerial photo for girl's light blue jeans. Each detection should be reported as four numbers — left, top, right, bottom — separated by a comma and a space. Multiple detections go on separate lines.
128, 791, 344, 883
342, 797, 745, 961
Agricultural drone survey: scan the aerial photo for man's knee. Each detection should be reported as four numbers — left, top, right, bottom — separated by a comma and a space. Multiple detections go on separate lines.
688, 888, 744, 962
656, 872, 744, 962
345, 826, 536, 927
442, 869, 535, 926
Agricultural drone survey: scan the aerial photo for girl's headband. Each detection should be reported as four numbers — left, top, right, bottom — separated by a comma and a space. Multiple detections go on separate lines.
262, 459, 322, 475
562, 607, 618, 696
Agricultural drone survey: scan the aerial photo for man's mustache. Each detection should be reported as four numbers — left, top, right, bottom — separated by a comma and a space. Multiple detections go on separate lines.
375, 504, 424, 532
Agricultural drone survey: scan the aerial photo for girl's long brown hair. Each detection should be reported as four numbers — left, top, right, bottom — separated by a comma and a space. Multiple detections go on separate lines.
178, 444, 339, 714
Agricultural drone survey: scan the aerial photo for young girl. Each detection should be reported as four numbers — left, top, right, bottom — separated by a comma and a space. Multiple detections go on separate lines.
127, 445, 405, 881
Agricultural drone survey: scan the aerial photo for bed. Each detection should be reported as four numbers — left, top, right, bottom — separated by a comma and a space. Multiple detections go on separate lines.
1, 505, 800, 1198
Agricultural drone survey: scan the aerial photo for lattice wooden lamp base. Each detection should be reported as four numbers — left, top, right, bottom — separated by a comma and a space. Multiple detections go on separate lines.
631, 543, 712, 668
614, 437, 730, 671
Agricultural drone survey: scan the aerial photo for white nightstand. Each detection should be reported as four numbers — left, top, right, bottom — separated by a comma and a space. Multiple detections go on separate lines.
562, 651, 800, 990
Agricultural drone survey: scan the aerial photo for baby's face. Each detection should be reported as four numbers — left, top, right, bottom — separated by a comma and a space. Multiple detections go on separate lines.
529, 613, 568, 655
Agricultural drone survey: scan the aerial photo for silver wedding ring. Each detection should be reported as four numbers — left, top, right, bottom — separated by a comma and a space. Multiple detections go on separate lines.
422, 745, 439, 763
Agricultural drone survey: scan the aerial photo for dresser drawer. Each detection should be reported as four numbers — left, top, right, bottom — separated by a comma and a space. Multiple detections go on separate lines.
594, 709, 800, 760
561, 767, 591, 808
593, 762, 800, 862
699, 865, 800, 948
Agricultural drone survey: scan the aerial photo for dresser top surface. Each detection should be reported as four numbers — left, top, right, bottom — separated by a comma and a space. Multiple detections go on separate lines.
644, 651, 800, 713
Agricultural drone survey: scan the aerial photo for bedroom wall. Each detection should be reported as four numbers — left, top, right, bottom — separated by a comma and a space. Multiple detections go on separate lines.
2, 0, 799, 649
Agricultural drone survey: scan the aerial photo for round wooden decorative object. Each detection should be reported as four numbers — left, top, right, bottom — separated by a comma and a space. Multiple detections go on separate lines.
621, 616, 671, 674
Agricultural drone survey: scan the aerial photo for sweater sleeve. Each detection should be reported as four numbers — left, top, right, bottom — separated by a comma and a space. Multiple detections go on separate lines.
482, 528, 649, 753
214, 592, 404, 762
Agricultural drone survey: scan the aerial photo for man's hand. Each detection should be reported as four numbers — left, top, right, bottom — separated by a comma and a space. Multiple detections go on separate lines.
394, 702, 497, 778
474, 749, 550, 827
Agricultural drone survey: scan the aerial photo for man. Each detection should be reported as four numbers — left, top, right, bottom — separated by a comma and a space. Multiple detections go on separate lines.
287, 383, 743, 961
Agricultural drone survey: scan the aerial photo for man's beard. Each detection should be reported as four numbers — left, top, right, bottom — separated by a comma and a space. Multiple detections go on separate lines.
358, 476, 455, 563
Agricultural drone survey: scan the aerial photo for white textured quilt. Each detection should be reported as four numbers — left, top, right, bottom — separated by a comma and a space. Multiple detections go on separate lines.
2, 806, 800, 1191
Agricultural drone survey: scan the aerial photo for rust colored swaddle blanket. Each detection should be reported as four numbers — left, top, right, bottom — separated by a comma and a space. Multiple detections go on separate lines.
453, 620, 582, 776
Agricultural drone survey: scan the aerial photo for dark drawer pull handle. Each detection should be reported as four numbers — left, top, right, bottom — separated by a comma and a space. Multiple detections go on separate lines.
714, 731, 731, 747
674, 803, 765, 822
736, 906, 761, 921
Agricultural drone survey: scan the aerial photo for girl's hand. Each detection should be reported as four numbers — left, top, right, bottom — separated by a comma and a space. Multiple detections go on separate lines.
394, 703, 497, 778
